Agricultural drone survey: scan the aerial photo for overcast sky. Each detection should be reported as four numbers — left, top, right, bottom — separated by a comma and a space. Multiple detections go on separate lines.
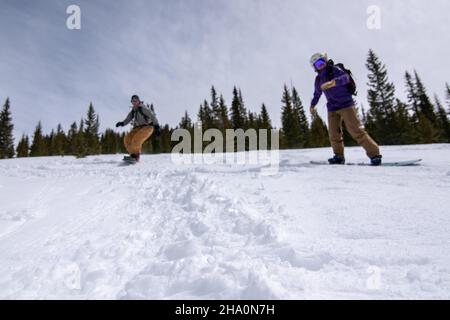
1, 0, 449, 139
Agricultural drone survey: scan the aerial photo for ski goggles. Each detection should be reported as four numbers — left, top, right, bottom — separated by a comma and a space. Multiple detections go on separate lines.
313, 58, 326, 69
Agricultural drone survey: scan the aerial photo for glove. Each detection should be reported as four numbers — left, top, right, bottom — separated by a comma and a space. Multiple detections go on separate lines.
116, 121, 124, 128
153, 125, 162, 137
320, 79, 336, 91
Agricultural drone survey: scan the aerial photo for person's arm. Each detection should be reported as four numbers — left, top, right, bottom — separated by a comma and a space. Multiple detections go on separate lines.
116, 110, 134, 127
122, 110, 134, 126
311, 76, 322, 108
320, 67, 350, 90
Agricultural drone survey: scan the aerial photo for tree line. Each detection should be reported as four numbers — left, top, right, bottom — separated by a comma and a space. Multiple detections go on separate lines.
0, 49, 449, 159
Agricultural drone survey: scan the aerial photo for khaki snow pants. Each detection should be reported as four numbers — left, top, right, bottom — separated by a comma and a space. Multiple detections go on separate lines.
328, 106, 380, 157
124, 126, 154, 155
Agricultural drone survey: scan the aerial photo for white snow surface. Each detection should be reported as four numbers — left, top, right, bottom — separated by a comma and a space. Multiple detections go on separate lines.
0, 144, 449, 299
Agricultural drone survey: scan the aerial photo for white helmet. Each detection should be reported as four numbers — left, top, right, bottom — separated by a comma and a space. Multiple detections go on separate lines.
310, 52, 328, 68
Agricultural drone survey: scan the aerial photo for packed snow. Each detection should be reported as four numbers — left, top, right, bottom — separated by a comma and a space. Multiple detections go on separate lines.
0, 144, 449, 299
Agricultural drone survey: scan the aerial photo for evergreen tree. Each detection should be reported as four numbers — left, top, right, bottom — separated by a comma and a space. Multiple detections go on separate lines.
308, 113, 329, 148
47, 129, 56, 156
365, 49, 396, 144
66, 122, 78, 155
391, 99, 415, 145
435, 95, 450, 142
414, 71, 437, 124
75, 118, 86, 158
280, 85, 301, 148
159, 124, 172, 153
230, 87, 248, 130
247, 111, 258, 129
405, 71, 419, 117
198, 100, 214, 130
257, 104, 273, 149
0, 98, 15, 159
101, 129, 120, 154
258, 104, 272, 130
415, 114, 439, 144
51, 124, 66, 156
210, 86, 221, 127
84, 103, 100, 155
179, 110, 193, 130
292, 87, 309, 147
218, 95, 231, 131
30, 121, 47, 157
16, 134, 30, 158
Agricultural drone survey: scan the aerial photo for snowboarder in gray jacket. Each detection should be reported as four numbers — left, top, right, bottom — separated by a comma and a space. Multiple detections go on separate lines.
116, 95, 161, 162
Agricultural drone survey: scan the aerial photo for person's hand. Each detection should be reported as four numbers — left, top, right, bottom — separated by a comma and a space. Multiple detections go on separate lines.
320, 79, 336, 91
154, 125, 162, 137
116, 121, 124, 128
310, 105, 317, 115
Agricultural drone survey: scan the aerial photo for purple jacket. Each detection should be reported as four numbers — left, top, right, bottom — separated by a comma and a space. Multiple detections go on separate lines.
311, 65, 355, 112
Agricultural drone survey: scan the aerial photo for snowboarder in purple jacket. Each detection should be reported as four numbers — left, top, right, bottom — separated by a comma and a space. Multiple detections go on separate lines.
309, 53, 382, 165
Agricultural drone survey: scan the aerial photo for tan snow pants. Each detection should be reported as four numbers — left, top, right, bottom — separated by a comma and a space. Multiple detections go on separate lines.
328, 106, 380, 157
124, 126, 154, 154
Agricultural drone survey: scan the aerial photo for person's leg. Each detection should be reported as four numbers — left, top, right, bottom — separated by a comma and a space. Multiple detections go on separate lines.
129, 126, 154, 155
327, 111, 344, 156
124, 128, 139, 154
340, 106, 380, 157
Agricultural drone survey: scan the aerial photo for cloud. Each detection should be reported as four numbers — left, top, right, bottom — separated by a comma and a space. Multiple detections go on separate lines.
1, 0, 449, 140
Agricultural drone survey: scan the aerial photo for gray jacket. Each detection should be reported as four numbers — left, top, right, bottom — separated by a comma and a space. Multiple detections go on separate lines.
122, 103, 159, 127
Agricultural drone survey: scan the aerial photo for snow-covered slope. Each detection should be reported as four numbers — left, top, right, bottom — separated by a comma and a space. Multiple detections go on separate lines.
0, 144, 449, 299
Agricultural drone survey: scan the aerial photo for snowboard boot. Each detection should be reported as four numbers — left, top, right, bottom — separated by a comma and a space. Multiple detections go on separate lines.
131, 153, 140, 162
328, 154, 345, 165
370, 155, 382, 166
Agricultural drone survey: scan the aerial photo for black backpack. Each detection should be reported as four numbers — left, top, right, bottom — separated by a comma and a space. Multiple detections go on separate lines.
327, 60, 357, 96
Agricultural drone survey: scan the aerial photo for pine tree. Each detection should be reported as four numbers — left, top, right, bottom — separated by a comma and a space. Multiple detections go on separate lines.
218, 95, 231, 131
16, 134, 30, 158
75, 118, 86, 158
247, 112, 258, 129
308, 113, 330, 148
405, 71, 419, 117
415, 114, 439, 144
292, 87, 309, 148
179, 110, 193, 130
84, 103, 100, 155
66, 122, 78, 155
210, 86, 221, 127
47, 129, 56, 156
257, 104, 273, 150
391, 99, 415, 145
238, 89, 248, 128
230, 87, 247, 130
101, 129, 120, 154
30, 121, 46, 157
414, 71, 437, 124
159, 124, 172, 153
258, 104, 272, 130
435, 95, 450, 142
365, 49, 396, 144
280, 85, 301, 148
51, 124, 66, 156
198, 100, 214, 130
0, 98, 15, 159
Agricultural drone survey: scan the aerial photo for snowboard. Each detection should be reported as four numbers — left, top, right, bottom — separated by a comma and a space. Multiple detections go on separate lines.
121, 157, 137, 165
309, 159, 422, 167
